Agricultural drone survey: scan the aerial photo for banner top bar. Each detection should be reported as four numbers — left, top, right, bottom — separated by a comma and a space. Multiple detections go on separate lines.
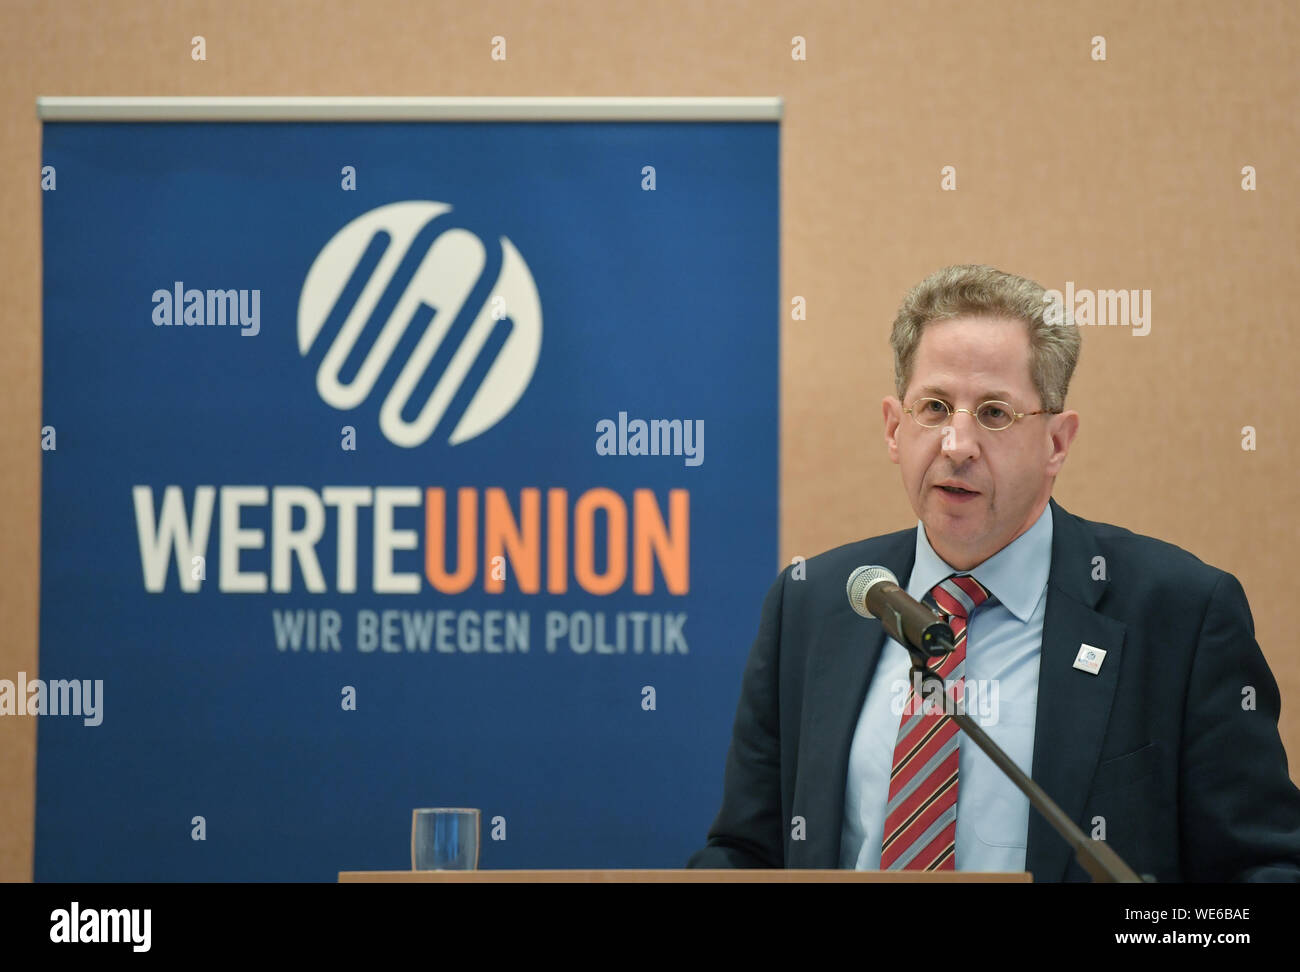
37, 96, 783, 122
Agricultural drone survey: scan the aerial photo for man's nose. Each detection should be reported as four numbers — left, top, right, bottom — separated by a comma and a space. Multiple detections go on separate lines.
941, 410, 981, 461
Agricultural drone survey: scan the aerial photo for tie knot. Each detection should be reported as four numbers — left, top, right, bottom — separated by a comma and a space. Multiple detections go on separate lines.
926, 573, 992, 621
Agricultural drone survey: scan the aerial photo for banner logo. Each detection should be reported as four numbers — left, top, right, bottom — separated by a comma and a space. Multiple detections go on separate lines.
297, 201, 542, 447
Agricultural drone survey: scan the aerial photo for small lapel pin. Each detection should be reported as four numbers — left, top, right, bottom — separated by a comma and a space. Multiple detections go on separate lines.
1073, 643, 1106, 675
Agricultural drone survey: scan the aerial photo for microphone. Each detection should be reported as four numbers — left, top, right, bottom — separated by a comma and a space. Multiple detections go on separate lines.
846, 565, 955, 658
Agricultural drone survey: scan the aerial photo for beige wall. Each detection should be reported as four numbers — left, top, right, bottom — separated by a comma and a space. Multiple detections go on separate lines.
2, 0, 1296, 881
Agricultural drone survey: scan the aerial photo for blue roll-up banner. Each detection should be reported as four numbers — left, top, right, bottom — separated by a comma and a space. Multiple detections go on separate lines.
35, 102, 779, 880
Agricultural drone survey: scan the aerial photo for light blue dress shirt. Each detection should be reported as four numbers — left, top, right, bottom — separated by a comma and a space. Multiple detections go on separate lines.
838, 502, 1052, 872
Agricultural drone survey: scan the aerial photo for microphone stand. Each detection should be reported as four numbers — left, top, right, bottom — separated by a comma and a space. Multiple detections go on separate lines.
904, 646, 1149, 883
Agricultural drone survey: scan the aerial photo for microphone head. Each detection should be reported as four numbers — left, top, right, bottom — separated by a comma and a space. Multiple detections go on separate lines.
846, 565, 898, 619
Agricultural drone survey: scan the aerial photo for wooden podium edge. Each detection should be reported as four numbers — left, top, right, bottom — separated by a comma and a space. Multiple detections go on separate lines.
338, 869, 1032, 883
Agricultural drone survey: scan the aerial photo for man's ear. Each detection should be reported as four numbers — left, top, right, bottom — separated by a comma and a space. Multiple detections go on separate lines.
883, 396, 903, 464
1045, 409, 1080, 474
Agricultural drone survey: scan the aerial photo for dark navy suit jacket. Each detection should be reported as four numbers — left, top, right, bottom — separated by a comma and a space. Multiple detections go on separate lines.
687, 499, 1300, 881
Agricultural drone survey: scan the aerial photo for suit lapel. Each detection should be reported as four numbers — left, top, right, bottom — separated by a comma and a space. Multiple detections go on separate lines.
791, 532, 915, 867
1023, 499, 1127, 881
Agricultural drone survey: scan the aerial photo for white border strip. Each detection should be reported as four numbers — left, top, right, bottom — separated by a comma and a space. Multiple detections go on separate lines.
37, 96, 782, 122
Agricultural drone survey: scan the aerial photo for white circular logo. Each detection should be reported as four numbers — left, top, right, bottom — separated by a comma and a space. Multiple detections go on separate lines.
298, 201, 542, 447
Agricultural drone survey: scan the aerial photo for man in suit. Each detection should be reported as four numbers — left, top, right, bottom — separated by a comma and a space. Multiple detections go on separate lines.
688, 265, 1300, 881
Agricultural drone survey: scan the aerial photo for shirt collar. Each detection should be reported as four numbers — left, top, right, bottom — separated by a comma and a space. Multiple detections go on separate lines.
906, 501, 1053, 622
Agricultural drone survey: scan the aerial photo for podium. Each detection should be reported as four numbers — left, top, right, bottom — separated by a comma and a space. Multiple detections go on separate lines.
339, 869, 1031, 882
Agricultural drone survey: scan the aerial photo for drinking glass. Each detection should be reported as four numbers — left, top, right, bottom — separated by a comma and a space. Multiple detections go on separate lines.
411, 808, 480, 870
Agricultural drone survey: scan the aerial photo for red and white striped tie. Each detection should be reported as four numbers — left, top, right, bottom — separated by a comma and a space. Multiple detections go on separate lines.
880, 573, 992, 871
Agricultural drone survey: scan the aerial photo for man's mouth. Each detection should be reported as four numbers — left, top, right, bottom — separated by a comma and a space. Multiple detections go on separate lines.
935, 484, 980, 498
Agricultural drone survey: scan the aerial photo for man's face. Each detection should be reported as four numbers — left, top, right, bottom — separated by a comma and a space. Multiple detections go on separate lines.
882, 315, 1079, 570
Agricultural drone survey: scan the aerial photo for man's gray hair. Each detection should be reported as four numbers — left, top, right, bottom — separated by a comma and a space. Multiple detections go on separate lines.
890, 265, 1081, 413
